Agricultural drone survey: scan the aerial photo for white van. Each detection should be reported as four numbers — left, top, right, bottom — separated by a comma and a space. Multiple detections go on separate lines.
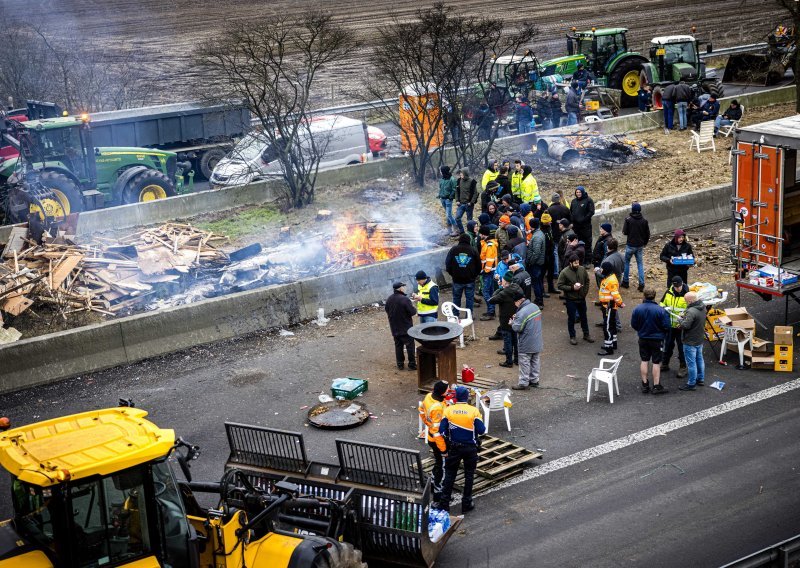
210, 115, 369, 187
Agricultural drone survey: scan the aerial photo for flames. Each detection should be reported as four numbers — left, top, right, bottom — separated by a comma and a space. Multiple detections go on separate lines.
327, 221, 406, 267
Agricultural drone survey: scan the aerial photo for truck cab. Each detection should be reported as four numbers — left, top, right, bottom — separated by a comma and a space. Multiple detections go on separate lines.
647, 35, 701, 84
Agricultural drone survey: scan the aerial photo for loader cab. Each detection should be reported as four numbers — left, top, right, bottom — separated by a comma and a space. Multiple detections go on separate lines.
16, 117, 97, 186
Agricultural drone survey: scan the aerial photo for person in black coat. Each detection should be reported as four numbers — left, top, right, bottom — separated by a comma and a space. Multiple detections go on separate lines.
659, 229, 695, 287
446, 234, 481, 312
569, 186, 595, 264
385, 282, 417, 370
621, 202, 650, 290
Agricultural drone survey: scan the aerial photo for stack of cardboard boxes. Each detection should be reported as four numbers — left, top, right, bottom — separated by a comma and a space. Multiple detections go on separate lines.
774, 326, 793, 372
718, 307, 772, 368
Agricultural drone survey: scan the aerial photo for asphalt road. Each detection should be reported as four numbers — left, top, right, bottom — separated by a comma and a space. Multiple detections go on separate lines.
0, 282, 797, 567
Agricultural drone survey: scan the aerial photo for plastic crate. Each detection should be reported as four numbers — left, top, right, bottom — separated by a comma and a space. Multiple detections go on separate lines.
671, 256, 695, 266
331, 378, 369, 400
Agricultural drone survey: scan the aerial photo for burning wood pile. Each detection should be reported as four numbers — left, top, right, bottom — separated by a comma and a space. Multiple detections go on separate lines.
0, 223, 227, 331
534, 130, 656, 164
326, 221, 420, 268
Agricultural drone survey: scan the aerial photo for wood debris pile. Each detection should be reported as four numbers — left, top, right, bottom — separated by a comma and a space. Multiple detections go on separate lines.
0, 223, 228, 325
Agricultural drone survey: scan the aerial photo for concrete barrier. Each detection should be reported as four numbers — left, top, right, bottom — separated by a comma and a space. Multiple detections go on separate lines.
0, 248, 449, 394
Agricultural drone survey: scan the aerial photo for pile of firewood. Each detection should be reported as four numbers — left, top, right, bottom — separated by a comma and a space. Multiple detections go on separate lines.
0, 223, 228, 327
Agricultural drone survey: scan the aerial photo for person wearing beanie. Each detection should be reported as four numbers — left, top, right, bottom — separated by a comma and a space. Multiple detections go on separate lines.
466, 220, 479, 250
385, 281, 417, 370
479, 224, 499, 320
598, 260, 625, 356
419, 380, 449, 496
525, 216, 546, 307
592, 221, 613, 268
659, 275, 689, 378
495, 165, 511, 196
446, 233, 481, 313
495, 249, 513, 282
411, 270, 439, 323
547, 192, 570, 243
557, 253, 594, 345
489, 269, 525, 367
436, 385, 485, 513
511, 288, 543, 390
622, 201, 650, 291
570, 186, 595, 264
439, 165, 458, 236
520, 165, 540, 204
539, 213, 557, 294
480, 179, 500, 215
532, 195, 549, 221
495, 214, 512, 250
481, 159, 500, 191
659, 228, 694, 287
454, 168, 478, 235
505, 224, 524, 256
557, 218, 576, 269
478, 213, 497, 235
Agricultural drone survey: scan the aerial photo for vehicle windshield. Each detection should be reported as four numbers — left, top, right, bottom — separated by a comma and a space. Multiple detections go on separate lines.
12, 479, 62, 555
663, 42, 696, 65
231, 132, 272, 162
33, 127, 82, 161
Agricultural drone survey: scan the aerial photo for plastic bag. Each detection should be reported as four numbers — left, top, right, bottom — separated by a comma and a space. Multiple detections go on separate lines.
688, 282, 718, 303
428, 508, 451, 543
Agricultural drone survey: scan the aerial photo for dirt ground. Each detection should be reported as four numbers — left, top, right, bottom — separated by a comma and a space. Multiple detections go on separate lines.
3, 1, 786, 104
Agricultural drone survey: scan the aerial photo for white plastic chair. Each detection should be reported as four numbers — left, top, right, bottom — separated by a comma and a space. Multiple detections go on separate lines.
719, 105, 744, 138
441, 301, 474, 348
586, 356, 623, 403
479, 389, 512, 432
719, 325, 753, 370
689, 121, 716, 153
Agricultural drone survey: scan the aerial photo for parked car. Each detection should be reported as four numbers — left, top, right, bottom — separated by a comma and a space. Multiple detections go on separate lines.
210, 115, 370, 187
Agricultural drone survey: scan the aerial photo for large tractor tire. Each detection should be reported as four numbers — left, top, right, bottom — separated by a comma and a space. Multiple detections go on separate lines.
610, 58, 646, 108
322, 541, 367, 568
28, 171, 84, 221
199, 148, 227, 180
123, 169, 176, 204
706, 79, 725, 99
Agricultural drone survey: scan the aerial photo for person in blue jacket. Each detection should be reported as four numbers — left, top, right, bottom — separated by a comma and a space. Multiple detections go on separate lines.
630, 288, 671, 394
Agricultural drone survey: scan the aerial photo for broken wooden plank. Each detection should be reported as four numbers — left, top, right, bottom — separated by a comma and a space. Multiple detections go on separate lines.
50, 255, 83, 289
2, 227, 28, 259
0, 326, 22, 344
2, 295, 34, 316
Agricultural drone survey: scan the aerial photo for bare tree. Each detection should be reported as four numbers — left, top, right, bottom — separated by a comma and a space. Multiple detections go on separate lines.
364, 3, 537, 186
194, 13, 358, 208
773, 1, 800, 112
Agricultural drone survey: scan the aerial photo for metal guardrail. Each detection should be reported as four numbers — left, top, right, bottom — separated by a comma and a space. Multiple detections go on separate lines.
225, 422, 309, 474
719, 533, 800, 568
700, 43, 769, 59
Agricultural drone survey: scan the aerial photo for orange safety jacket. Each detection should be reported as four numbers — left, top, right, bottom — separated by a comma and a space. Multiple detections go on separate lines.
418, 393, 447, 451
480, 239, 499, 273
599, 273, 623, 307
524, 212, 535, 243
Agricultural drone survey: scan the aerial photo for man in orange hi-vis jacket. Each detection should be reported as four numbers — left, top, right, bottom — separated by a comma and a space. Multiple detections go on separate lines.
418, 380, 449, 499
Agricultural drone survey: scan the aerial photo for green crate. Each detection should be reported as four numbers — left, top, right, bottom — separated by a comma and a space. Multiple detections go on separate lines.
331, 378, 368, 400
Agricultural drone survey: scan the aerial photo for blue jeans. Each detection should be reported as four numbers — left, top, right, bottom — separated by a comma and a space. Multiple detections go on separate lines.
623, 245, 645, 287
441, 198, 455, 228
663, 100, 674, 130
676, 102, 688, 129
501, 329, 517, 363
565, 298, 589, 338
481, 273, 495, 314
455, 203, 474, 233
518, 121, 531, 134
529, 264, 544, 304
567, 112, 578, 126
714, 116, 732, 133
452, 281, 474, 313
420, 314, 437, 323
683, 344, 705, 386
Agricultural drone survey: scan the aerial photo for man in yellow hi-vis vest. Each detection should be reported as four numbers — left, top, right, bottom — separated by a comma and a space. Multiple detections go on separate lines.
418, 380, 449, 498
411, 270, 439, 323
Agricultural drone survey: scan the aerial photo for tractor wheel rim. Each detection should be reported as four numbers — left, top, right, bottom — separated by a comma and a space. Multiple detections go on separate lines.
30, 189, 70, 220
622, 70, 641, 97
140, 184, 167, 202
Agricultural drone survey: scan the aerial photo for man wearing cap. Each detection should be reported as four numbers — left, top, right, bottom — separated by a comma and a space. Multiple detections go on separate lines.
660, 276, 689, 378
489, 272, 524, 367
479, 226, 499, 320
419, 380, 449, 498
385, 282, 417, 370
509, 259, 532, 300
411, 270, 439, 323
454, 168, 478, 235
547, 193, 570, 239
659, 229, 694, 288
480, 179, 500, 214
622, 202, 650, 291
511, 289, 543, 389
557, 254, 594, 345
436, 385, 485, 513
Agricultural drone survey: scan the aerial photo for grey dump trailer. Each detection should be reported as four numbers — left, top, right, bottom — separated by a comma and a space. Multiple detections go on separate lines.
89, 102, 251, 179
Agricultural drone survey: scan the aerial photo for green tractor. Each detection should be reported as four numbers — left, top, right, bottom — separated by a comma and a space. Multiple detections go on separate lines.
0, 112, 187, 224
640, 34, 724, 100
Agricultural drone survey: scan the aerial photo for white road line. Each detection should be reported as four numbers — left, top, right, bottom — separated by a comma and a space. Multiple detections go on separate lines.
481, 378, 800, 496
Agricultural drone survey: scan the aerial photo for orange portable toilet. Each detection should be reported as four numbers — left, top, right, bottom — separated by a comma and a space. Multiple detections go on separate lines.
399, 84, 444, 153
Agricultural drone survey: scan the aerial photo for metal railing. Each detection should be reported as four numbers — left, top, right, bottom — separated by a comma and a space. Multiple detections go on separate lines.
719, 533, 800, 567
336, 439, 425, 493
700, 43, 769, 59
225, 422, 309, 474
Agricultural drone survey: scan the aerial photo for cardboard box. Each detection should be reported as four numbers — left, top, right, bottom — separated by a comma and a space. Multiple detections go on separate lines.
774, 326, 793, 346
728, 337, 771, 355
719, 307, 756, 331
751, 354, 775, 369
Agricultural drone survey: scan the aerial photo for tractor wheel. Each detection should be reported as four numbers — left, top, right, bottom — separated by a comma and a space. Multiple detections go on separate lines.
323, 541, 367, 568
29, 171, 84, 220
199, 148, 227, 180
123, 169, 176, 204
610, 58, 645, 108
708, 80, 725, 98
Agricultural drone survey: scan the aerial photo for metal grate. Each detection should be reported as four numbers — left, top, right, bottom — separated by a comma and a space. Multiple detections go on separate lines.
336, 440, 424, 493
225, 423, 309, 474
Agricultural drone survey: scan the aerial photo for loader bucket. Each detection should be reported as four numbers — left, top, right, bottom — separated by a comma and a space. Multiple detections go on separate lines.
224, 422, 462, 568
723, 54, 771, 85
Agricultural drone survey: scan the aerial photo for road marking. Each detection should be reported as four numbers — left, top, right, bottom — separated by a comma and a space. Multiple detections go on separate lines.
481, 378, 800, 496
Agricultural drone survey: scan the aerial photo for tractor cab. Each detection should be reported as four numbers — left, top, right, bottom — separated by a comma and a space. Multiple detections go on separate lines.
0, 407, 197, 568
13, 116, 97, 188
649, 35, 701, 83
567, 28, 630, 77
489, 53, 541, 95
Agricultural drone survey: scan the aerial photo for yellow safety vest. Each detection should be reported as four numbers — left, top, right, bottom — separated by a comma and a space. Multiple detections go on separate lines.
416, 280, 438, 315
482, 169, 499, 190
511, 171, 523, 198
520, 174, 539, 203
660, 288, 687, 328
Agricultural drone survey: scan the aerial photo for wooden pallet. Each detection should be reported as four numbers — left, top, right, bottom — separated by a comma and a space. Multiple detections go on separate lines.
456, 375, 503, 391
418, 435, 542, 495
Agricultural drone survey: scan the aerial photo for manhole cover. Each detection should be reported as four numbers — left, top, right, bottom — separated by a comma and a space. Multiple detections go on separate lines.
307, 400, 370, 429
